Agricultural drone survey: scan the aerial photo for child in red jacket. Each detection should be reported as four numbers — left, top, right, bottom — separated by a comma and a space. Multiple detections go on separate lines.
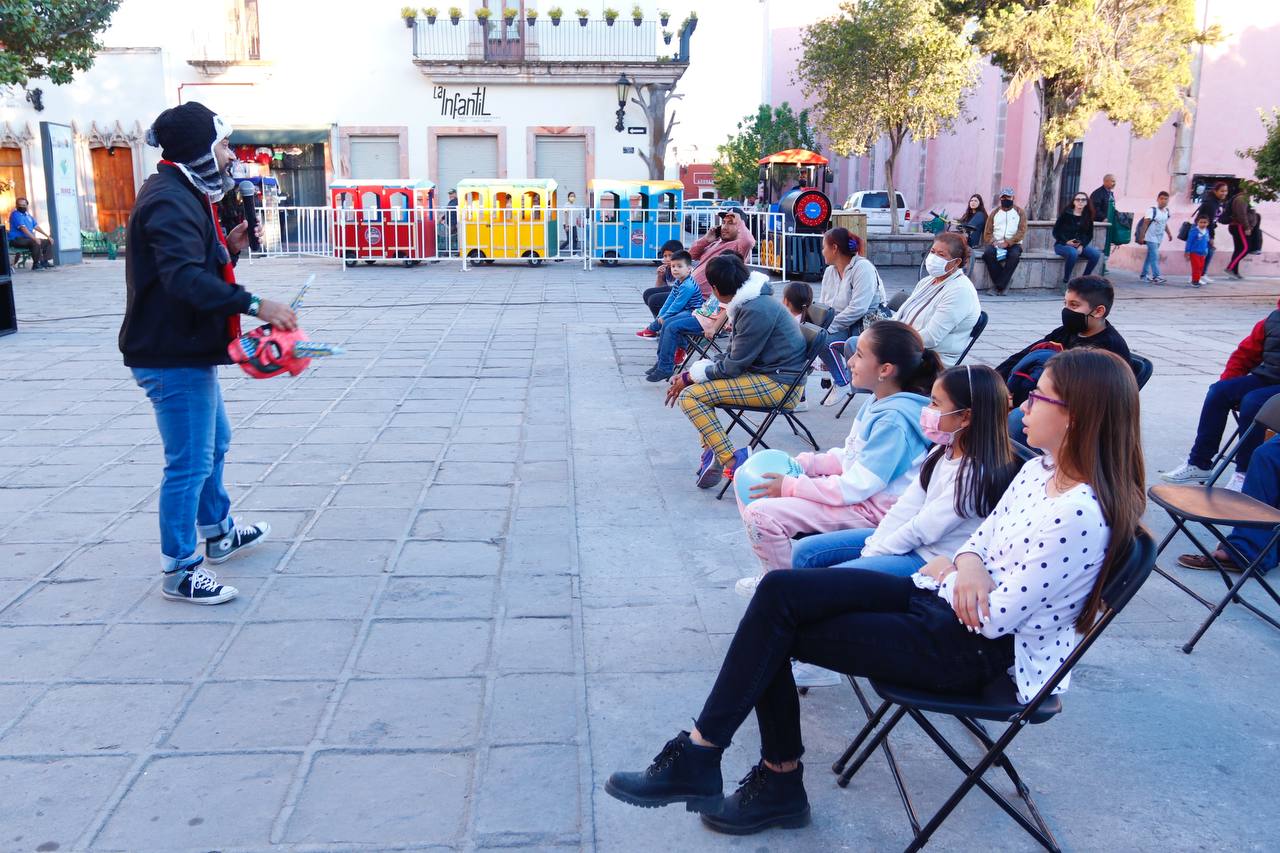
1161, 297, 1280, 489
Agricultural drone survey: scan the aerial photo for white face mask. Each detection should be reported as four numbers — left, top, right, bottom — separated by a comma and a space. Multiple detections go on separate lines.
924, 253, 952, 277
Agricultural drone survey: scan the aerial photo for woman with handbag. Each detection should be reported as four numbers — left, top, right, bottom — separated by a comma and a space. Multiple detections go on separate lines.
815, 228, 887, 397
894, 232, 982, 366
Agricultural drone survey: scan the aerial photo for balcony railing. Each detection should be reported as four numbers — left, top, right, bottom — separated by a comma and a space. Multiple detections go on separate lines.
413, 19, 667, 63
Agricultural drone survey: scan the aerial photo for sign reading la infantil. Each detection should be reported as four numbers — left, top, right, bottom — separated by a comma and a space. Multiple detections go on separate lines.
433, 85, 493, 121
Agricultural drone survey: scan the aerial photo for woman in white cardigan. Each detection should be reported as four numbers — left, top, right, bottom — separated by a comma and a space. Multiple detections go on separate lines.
895, 232, 982, 366
816, 228, 885, 389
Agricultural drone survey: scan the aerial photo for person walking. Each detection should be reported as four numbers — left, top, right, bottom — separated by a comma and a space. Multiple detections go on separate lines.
1089, 174, 1117, 274
1195, 181, 1229, 282
1138, 191, 1173, 283
121, 102, 298, 604
1223, 186, 1254, 279
979, 188, 1026, 295
1051, 192, 1101, 284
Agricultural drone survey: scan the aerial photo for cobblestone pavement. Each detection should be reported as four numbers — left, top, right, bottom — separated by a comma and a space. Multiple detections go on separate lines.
0, 257, 1277, 852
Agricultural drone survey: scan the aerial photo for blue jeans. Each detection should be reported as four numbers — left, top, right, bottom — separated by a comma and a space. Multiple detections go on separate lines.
817, 330, 853, 387
656, 311, 703, 373
1141, 240, 1162, 279
1187, 374, 1280, 472
1008, 406, 1028, 446
132, 367, 235, 572
1053, 243, 1101, 283
1226, 436, 1280, 573
791, 528, 927, 577
1205, 241, 1215, 271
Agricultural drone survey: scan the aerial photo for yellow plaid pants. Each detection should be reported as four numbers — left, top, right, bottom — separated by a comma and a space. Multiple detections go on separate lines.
678, 373, 797, 465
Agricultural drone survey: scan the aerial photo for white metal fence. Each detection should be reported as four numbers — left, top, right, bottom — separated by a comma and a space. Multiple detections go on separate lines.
251, 205, 792, 276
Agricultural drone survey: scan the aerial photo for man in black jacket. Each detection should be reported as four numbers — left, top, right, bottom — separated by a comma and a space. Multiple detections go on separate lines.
121, 102, 297, 605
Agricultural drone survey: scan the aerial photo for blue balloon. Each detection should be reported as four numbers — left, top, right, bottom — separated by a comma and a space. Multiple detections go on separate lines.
734, 449, 805, 505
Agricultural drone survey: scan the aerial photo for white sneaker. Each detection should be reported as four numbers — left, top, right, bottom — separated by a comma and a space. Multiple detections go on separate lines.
1201, 275, 1215, 284
791, 660, 843, 689
1161, 462, 1213, 484
792, 399, 809, 412
1223, 471, 1247, 492
735, 574, 763, 598
822, 387, 849, 407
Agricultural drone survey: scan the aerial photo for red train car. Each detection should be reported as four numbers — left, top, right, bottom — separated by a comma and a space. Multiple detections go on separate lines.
330, 180, 437, 266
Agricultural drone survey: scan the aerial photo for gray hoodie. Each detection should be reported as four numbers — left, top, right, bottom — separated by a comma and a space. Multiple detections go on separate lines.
689, 272, 809, 384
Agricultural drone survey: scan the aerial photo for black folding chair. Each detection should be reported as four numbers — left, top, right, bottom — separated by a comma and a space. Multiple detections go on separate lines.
677, 311, 728, 373
1128, 353, 1154, 390
713, 317, 832, 500
1149, 394, 1280, 652
831, 531, 1158, 853
1210, 405, 1243, 468
834, 311, 990, 420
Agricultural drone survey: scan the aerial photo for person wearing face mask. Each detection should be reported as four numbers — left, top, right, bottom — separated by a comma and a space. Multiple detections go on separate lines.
997, 276, 1131, 445
7, 197, 56, 269
121, 102, 298, 606
979, 188, 1027, 295
894, 232, 981, 366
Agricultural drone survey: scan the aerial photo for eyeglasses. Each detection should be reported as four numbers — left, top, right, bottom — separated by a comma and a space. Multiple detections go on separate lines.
1026, 391, 1066, 410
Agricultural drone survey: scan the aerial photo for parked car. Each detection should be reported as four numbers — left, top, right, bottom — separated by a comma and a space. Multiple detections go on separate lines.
683, 198, 720, 235
842, 190, 911, 233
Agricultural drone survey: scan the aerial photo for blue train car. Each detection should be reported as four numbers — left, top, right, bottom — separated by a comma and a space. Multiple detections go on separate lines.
588, 179, 684, 265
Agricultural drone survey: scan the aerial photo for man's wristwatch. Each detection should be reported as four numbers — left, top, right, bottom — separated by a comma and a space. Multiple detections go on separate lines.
247, 295, 261, 317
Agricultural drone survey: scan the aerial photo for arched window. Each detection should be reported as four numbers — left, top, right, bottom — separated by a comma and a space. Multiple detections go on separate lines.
335, 191, 356, 223
599, 191, 619, 223
495, 192, 513, 222
629, 193, 647, 223
389, 191, 410, 223
522, 191, 542, 221
656, 191, 679, 224
360, 191, 381, 222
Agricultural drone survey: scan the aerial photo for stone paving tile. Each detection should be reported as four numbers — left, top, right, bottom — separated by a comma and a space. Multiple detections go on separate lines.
3, 261, 1279, 850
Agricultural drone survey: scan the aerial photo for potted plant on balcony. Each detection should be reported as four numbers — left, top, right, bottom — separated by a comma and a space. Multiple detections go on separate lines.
423, 6, 438, 24
526, 8, 537, 26
631, 5, 643, 25
659, 9, 670, 26
549, 7, 563, 25
401, 5, 417, 27
576, 8, 590, 26
448, 6, 462, 24
662, 29, 671, 44
502, 6, 517, 26
604, 8, 619, 26
475, 5, 491, 26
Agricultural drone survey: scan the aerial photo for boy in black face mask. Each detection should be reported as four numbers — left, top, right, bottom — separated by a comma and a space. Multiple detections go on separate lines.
996, 276, 1131, 443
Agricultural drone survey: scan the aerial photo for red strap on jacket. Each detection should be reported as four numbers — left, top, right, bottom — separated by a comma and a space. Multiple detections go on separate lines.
159, 160, 241, 339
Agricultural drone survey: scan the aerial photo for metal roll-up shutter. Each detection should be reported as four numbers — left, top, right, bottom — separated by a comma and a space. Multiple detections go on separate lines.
349, 136, 402, 179
436, 135, 499, 198
534, 136, 586, 204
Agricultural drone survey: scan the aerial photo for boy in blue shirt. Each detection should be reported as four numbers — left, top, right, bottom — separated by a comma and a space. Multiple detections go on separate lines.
637, 250, 699, 338
1185, 213, 1211, 288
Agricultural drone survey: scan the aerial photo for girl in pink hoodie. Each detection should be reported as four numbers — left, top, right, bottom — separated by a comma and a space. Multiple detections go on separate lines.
736, 322, 941, 596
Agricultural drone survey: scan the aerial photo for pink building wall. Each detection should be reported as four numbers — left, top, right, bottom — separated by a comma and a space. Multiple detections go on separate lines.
767, 0, 1280, 273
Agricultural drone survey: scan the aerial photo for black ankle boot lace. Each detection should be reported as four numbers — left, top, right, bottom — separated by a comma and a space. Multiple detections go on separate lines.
646, 736, 685, 777
733, 763, 770, 805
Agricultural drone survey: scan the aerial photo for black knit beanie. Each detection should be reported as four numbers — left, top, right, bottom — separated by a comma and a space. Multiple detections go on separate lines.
146, 102, 222, 163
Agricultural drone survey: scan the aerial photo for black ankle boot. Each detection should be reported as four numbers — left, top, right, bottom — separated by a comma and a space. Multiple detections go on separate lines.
605, 731, 724, 813
700, 760, 810, 835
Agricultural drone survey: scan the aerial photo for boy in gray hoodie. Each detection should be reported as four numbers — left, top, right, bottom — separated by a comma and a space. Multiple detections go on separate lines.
663, 254, 810, 488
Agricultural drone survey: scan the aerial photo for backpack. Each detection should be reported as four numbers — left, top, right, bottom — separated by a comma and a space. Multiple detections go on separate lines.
1134, 206, 1155, 243
1219, 194, 1237, 225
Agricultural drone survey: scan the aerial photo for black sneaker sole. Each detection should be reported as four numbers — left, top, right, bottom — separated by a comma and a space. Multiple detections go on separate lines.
700, 805, 811, 835
604, 779, 723, 814
206, 525, 270, 565
161, 587, 238, 605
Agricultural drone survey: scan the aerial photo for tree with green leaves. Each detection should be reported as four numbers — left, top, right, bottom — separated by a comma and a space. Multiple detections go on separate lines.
796, 0, 976, 233
953, 0, 1216, 218
713, 104, 819, 200
1239, 109, 1280, 203
1, 0, 122, 88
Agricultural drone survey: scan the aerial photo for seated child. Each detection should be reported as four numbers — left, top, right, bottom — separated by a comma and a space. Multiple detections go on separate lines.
787, 363, 1022, 687
642, 239, 688, 317
736, 321, 939, 596
638, 250, 699, 338
782, 281, 813, 324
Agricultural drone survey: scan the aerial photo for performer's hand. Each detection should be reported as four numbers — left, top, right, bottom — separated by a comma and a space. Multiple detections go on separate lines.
257, 299, 298, 331
226, 221, 250, 254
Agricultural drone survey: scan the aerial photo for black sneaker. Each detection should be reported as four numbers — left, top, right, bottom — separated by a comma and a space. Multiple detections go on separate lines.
647, 369, 673, 383
206, 521, 271, 565
605, 731, 724, 813
161, 559, 239, 605
700, 761, 811, 835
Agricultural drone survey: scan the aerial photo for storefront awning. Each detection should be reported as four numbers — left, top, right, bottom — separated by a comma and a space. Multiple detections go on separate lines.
229, 127, 331, 145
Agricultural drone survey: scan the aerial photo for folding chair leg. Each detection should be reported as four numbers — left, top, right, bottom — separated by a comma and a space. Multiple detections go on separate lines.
837, 705, 909, 788
784, 413, 821, 451
831, 698, 894, 775
1181, 563, 1275, 653
835, 389, 857, 420
835, 679, 922, 833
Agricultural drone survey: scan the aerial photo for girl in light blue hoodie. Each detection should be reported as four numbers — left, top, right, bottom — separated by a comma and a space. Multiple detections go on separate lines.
737, 322, 940, 592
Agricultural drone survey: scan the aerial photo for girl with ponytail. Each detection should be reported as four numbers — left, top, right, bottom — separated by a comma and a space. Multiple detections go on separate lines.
735, 321, 939, 595
817, 227, 887, 391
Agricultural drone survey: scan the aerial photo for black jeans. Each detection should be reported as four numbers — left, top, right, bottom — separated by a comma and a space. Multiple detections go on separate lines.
643, 285, 673, 318
11, 236, 53, 265
695, 569, 1015, 764
981, 244, 1023, 293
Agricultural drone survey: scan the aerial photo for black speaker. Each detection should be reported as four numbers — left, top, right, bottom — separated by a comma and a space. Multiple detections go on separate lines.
0, 225, 17, 337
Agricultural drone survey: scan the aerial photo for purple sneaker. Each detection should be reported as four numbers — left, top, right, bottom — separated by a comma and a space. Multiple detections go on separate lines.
696, 450, 723, 489
723, 448, 750, 482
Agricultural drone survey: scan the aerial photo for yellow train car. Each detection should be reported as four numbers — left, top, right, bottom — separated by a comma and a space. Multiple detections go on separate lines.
456, 178, 558, 265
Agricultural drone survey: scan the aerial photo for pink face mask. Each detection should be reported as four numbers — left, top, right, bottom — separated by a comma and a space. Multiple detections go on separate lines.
920, 406, 965, 445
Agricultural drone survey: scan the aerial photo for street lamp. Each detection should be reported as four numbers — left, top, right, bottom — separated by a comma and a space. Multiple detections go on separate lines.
614, 74, 631, 133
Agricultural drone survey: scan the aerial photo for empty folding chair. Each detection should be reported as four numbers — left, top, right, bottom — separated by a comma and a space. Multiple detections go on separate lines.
712, 318, 832, 500
1128, 353, 1154, 390
831, 532, 1158, 853
1149, 394, 1280, 652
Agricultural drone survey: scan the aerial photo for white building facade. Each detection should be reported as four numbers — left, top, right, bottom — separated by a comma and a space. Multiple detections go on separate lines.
0, 0, 691, 235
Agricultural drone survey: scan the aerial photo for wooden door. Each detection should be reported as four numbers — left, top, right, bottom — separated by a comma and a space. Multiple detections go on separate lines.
90, 147, 137, 232
0, 147, 25, 223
